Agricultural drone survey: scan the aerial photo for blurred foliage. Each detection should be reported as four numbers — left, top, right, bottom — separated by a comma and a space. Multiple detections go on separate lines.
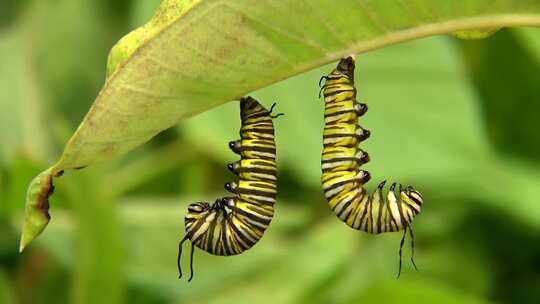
0, 0, 30, 28
460, 29, 540, 163
1, 1, 540, 304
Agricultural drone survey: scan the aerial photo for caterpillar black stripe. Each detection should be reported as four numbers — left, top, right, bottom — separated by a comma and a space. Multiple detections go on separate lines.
319, 56, 424, 277
177, 96, 282, 281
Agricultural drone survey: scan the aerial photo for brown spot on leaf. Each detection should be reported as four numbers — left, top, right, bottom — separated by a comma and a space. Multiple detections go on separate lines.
37, 175, 54, 220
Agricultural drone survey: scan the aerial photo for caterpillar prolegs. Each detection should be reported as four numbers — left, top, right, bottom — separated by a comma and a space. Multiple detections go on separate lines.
319, 57, 424, 277
177, 96, 282, 281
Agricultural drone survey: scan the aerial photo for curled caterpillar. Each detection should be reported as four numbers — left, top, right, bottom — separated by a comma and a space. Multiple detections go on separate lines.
178, 96, 282, 282
319, 56, 424, 277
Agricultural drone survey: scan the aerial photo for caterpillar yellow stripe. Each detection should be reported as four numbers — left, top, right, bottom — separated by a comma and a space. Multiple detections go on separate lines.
178, 96, 281, 281
319, 57, 424, 277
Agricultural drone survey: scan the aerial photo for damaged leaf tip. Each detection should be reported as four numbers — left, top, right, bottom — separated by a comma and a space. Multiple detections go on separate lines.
19, 168, 56, 252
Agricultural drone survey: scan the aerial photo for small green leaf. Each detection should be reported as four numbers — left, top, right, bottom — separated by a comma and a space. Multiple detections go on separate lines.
20, 0, 540, 248
19, 168, 57, 252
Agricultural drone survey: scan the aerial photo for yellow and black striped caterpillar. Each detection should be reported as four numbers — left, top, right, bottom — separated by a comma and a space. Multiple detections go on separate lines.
178, 96, 281, 281
319, 57, 424, 277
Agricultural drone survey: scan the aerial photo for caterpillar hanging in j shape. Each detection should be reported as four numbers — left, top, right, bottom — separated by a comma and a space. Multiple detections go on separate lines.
319, 56, 424, 277
177, 96, 282, 282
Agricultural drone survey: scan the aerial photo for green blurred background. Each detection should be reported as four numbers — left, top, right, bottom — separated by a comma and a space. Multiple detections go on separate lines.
1, 1, 540, 303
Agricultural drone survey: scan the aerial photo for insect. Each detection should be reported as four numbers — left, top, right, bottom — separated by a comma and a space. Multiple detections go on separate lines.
177, 96, 282, 282
319, 56, 424, 277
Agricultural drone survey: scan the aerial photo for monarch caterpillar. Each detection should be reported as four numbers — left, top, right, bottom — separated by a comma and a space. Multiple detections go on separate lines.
177, 96, 282, 281
319, 56, 424, 277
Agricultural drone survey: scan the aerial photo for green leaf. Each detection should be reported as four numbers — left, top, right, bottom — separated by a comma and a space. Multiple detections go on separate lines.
20, 0, 540, 249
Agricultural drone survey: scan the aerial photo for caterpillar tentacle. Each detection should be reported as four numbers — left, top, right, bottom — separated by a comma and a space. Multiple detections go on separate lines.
188, 242, 195, 282
409, 227, 419, 272
398, 228, 407, 279
177, 236, 188, 279
269, 103, 285, 118
178, 96, 279, 281
320, 57, 424, 276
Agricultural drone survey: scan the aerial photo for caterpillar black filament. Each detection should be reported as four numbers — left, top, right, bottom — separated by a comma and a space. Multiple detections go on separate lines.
319, 57, 424, 277
178, 96, 281, 281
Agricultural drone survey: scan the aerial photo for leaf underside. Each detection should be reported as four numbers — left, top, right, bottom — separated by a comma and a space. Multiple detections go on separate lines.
20, 0, 540, 251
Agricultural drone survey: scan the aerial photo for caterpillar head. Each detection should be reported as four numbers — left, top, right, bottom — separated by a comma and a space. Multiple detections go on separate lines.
336, 56, 355, 81
188, 202, 210, 211
184, 202, 211, 234
184, 202, 215, 241
186, 202, 211, 220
